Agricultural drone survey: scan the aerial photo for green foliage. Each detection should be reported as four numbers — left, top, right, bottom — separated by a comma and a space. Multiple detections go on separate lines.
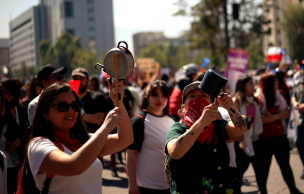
38, 31, 98, 77
71, 49, 97, 75
139, 42, 197, 70
139, 43, 169, 67
284, 5, 304, 61
174, 0, 269, 68
246, 43, 266, 70
12, 61, 40, 77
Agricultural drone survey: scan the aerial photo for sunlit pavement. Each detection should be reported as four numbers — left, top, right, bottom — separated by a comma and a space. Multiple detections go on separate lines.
101, 148, 304, 194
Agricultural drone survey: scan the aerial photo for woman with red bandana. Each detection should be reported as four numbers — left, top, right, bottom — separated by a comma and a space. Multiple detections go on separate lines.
165, 81, 248, 194
17, 82, 133, 194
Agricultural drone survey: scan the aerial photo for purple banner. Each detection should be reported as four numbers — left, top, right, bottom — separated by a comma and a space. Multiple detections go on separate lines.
225, 48, 250, 78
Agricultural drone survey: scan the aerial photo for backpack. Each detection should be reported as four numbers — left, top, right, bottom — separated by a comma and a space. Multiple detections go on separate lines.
17, 141, 64, 194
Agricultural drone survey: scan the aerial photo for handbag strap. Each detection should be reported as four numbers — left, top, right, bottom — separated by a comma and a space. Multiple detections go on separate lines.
41, 141, 64, 194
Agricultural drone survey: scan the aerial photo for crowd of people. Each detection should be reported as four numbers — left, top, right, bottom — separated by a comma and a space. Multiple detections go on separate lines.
0, 62, 303, 194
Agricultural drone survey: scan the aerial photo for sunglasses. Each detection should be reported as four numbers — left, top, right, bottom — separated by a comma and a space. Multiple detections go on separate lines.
48, 75, 64, 81
50, 101, 80, 112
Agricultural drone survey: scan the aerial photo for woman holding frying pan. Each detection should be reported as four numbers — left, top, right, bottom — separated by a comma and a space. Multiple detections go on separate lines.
165, 79, 248, 194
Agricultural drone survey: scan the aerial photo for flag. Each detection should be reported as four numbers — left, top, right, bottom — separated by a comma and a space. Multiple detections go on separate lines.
201, 57, 210, 72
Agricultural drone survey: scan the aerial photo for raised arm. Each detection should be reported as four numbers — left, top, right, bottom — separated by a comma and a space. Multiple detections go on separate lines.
167, 103, 218, 160
99, 80, 134, 157
219, 94, 248, 139
38, 107, 123, 176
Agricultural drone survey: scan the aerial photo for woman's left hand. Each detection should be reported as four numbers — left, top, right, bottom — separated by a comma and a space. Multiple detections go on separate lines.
108, 79, 125, 105
218, 93, 233, 110
5, 138, 21, 153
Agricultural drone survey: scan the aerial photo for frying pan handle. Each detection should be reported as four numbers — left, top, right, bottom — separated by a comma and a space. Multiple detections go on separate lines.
95, 63, 105, 71
117, 41, 128, 49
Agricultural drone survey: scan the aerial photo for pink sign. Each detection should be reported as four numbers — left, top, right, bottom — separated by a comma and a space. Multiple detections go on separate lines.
225, 48, 250, 78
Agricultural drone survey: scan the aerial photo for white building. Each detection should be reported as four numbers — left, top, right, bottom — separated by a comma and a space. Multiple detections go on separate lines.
9, 0, 115, 70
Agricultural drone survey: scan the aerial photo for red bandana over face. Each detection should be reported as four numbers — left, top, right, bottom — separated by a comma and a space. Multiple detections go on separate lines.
54, 130, 83, 152
183, 97, 215, 144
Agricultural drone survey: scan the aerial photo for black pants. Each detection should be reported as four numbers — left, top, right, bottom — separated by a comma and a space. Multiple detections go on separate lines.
139, 186, 170, 194
7, 167, 20, 194
234, 140, 262, 194
257, 136, 296, 194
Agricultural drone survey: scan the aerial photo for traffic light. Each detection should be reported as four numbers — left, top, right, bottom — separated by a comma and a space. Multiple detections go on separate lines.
233, 3, 239, 20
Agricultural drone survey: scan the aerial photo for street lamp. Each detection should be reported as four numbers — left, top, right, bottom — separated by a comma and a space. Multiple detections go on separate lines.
258, 4, 292, 59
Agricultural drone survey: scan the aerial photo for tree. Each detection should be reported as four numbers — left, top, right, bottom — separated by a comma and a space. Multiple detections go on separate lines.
284, 5, 304, 62
38, 31, 97, 77
174, 0, 270, 67
71, 49, 97, 75
139, 43, 168, 67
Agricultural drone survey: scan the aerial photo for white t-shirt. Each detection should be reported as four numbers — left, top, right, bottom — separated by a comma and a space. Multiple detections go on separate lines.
28, 94, 40, 125
28, 137, 103, 194
131, 113, 175, 189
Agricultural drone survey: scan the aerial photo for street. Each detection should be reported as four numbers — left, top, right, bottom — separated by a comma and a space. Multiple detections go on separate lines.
102, 148, 304, 194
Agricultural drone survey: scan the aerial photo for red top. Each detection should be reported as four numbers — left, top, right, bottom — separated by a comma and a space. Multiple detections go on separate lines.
261, 106, 285, 137
169, 88, 183, 116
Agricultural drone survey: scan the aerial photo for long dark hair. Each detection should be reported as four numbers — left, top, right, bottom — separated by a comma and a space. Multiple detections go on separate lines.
30, 82, 89, 143
258, 73, 276, 108
25, 76, 41, 102
233, 76, 259, 105
18, 83, 89, 193
140, 80, 170, 115
1, 78, 21, 107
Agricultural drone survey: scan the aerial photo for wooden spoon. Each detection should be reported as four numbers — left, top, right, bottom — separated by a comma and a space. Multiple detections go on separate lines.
113, 52, 120, 106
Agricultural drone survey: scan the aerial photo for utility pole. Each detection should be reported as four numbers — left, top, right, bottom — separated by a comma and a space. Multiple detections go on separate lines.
224, 0, 230, 52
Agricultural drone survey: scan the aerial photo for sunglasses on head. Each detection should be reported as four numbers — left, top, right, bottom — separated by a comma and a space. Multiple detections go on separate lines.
50, 101, 80, 112
48, 75, 64, 81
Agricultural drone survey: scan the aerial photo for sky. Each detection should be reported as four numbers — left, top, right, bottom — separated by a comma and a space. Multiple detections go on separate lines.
0, 0, 195, 53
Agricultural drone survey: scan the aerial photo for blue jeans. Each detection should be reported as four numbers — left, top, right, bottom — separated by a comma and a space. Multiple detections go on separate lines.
295, 125, 304, 167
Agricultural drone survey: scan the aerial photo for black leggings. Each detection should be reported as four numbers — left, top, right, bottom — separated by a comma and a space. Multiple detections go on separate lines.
256, 136, 296, 194
234, 140, 262, 194
7, 167, 20, 194
139, 186, 170, 194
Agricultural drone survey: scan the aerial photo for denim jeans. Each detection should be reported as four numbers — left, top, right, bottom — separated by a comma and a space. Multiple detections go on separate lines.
295, 125, 304, 167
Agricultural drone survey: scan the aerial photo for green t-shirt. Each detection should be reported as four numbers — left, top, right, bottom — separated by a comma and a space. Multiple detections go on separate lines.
165, 119, 230, 194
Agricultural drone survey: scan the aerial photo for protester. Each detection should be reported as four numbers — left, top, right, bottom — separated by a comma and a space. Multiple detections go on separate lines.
233, 76, 263, 193
169, 64, 200, 121
0, 79, 30, 194
0, 151, 7, 194
28, 64, 67, 125
88, 77, 103, 94
165, 81, 248, 194
17, 82, 133, 193
72, 67, 106, 133
256, 73, 302, 194
292, 66, 304, 179
127, 80, 175, 194
22, 76, 42, 108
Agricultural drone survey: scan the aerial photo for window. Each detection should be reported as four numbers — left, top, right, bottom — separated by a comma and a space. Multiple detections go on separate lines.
67, 29, 75, 36
65, 2, 73, 17
87, 11, 94, 18
88, 20, 95, 28
88, 29, 95, 37
87, 1, 94, 10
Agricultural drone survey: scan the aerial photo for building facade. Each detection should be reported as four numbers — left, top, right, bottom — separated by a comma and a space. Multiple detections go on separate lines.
262, 0, 300, 56
9, 0, 115, 70
41, 0, 115, 56
133, 31, 189, 57
0, 39, 10, 68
